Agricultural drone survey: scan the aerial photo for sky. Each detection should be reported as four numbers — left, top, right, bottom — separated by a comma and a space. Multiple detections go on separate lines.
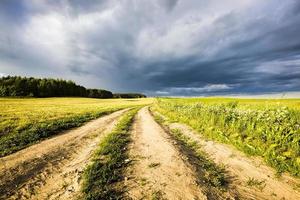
0, 0, 300, 96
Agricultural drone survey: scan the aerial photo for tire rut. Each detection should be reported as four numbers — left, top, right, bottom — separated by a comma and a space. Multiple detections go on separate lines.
125, 107, 207, 199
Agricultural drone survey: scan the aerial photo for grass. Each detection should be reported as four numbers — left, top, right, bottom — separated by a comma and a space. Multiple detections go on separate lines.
140, 177, 148, 186
153, 97, 300, 177
173, 129, 226, 187
151, 190, 166, 200
81, 108, 140, 200
151, 109, 228, 196
148, 162, 161, 168
0, 97, 152, 157
246, 177, 266, 191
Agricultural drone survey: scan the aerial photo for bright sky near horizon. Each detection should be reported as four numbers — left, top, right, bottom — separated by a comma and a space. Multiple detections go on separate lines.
0, 0, 300, 96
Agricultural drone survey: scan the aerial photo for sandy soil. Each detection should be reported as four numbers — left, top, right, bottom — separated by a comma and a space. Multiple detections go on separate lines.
168, 122, 300, 200
0, 109, 129, 200
125, 107, 207, 200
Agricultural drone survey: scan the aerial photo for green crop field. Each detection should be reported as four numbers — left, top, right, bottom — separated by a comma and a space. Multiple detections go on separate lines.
161, 97, 300, 110
0, 97, 153, 156
153, 97, 300, 177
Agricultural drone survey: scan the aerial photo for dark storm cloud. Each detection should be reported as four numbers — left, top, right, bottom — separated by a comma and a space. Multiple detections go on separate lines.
0, 0, 300, 95
161, 0, 179, 11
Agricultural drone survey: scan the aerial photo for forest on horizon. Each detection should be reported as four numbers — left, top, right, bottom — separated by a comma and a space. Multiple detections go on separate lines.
0, 76, 146, 99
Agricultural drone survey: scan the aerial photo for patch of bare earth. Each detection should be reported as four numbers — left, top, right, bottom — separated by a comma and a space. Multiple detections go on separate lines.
0, 109, 129, 200
168, 122, 300, 200
125, 107, 207, 200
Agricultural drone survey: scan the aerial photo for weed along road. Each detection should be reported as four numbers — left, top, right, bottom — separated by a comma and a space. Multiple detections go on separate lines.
0, 109, 129, 199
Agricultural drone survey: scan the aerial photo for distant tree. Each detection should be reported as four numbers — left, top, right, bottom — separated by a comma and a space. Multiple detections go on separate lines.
87, 89, 113, 98
0, 85, 8, 96
113, 93, 146, 98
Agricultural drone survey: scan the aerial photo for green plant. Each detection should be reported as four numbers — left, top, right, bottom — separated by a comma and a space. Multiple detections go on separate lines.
81, 108, 140, 200
148, 162, 161, 168
151, 190, 166, 200
246, 177, 266, 191
169, 128, 227, 188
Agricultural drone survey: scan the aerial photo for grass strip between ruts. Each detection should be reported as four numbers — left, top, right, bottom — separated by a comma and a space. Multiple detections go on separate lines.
81, 107, 140, 200
150, 108, 231, 199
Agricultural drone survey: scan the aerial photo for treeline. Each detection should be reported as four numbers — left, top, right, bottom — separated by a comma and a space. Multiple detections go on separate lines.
113, 93, 147, 98
0, 76, 146, 98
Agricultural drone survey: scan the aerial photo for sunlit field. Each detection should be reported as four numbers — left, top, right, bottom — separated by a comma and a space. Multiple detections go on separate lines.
162, 97, 300, 110
0, 97, 153, 156
153, 97, 300, 177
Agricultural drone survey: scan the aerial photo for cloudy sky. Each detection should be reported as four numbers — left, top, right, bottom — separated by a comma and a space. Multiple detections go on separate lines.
0, 0, 300, 96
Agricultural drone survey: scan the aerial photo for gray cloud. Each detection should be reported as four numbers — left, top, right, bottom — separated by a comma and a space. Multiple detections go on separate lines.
160, 0, 179, 11
0, 0, 300, 95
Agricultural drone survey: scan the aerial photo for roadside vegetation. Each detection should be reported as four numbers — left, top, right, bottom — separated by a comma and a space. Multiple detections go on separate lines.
0, 98, 152, 157
169, 128, 227, 188
154, 98, 300, 177
151, 110, 230, 198
81, 108, 140, 200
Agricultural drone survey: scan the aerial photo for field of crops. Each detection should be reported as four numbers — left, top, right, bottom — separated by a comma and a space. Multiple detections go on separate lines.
153, 98, 300, 177
0, 97, 152, 156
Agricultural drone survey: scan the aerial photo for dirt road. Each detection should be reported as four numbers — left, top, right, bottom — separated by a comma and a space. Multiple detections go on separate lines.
125, 107, 207, 199
0, 109, 129, 200
168, 122, 300, 200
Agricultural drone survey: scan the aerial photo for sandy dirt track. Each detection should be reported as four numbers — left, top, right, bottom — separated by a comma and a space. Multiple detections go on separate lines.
168, 122, 300, 200
0, 109, 129, 200
125, 107, 207, 200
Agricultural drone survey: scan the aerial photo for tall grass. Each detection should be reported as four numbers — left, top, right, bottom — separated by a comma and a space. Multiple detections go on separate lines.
154, 98, 300, 177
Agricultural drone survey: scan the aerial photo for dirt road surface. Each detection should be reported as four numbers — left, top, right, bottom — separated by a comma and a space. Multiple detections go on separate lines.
0, 109, 128, 200
125, 107, 207, 199
169, 122, 300, 200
